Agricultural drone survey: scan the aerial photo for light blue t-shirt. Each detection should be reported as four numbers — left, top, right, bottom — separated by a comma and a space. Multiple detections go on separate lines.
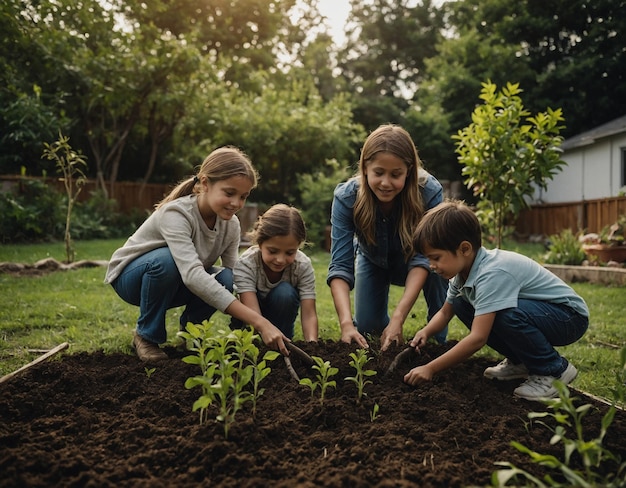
446, 247, 589, 317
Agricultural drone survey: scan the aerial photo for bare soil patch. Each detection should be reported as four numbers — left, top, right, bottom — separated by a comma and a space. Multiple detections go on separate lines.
1, 341, 624, 487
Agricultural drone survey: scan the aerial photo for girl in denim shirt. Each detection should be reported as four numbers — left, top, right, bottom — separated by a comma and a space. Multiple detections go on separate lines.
327, 125, 448, 351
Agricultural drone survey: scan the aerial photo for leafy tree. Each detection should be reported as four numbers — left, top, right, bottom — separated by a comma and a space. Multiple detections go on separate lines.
0, 1, 72, 174
453, 81, 566, 247
337, 0, 445, 131
194, 72, 364, 204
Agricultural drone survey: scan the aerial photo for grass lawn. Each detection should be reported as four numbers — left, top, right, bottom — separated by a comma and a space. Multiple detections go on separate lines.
1, 239, 624, 404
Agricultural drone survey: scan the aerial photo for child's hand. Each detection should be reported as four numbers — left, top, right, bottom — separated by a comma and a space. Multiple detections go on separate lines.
340, 324, 369, 349
380, 322, 403, 352
404, 365, 433, 386
409, 330, 428, 350
258, 322, 289, 356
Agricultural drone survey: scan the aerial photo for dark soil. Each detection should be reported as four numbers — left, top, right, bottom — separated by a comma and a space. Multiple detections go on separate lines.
1, 340, 625, 488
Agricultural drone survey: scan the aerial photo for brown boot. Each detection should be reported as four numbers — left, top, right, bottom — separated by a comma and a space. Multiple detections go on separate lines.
132, 331, 168, 362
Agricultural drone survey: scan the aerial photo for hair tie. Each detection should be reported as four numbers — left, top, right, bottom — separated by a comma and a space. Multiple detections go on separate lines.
193, 175, 199, 183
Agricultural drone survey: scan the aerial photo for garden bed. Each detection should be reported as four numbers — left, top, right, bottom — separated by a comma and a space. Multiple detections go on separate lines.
1, 341, 624, 487
544, 264, 626, 286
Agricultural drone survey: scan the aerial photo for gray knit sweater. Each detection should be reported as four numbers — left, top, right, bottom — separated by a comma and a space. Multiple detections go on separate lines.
104, 194, 240, 312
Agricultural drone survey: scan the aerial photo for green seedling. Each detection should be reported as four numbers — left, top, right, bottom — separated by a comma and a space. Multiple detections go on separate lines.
492, 376, 626, 487
345, 348, 377, 403
370, 402, 380, 422
299, 355, 338, 406
144, 367, 156, 378
181, 321, 279, 438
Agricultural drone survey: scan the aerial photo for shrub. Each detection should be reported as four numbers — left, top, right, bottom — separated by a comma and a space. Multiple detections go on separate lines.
544, 229, 586, 265
297, 159, 352, 250
0, 178, 64, 243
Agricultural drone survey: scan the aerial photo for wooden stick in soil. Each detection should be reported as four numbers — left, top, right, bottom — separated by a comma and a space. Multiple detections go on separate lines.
285, 341, 315, 366
283, 356, 300, 382
0, 342, 69, 384
386, 346, 417, 375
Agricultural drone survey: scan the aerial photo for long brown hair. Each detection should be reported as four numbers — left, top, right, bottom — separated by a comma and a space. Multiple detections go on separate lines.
353, 124, 427, 260
155, 146, 258, 209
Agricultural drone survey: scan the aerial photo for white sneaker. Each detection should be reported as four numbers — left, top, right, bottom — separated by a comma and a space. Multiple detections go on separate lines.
513, 362, 578, 401
483, 358, 529, 380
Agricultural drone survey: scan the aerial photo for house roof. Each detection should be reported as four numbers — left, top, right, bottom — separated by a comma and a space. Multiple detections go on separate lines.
561, 114, 626, 151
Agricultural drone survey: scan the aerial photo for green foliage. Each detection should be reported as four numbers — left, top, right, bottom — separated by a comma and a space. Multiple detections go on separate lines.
205, 73, 364, 204
345, 348, 377, 403
0, 82, 70, 174
0, 181, 145, 244
0, 178, 64, 243
42, 133, 87, 263
544, 229, 586, 265
474, 200, 515, 246
180, 321, 279, 438
70, 191, 145, 240
297, 159, 353, 249
144, 367, 156, 378
492, 378, 626, 487
370, 402, 380, 422
299, 355, 338, 406
454, 80, 566, 248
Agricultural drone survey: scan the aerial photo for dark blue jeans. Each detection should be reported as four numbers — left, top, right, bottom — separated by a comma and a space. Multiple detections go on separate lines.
354, 251, 448, 343
111, 247, 233, 344
232, 281, 300, 339
452, 297, 589, 376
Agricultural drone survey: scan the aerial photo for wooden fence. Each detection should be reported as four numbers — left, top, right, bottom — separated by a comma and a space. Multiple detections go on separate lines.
2, 175, 624, 238
0, 175, 173, 214
515, 197, 626, 236
0, 175, 260, 236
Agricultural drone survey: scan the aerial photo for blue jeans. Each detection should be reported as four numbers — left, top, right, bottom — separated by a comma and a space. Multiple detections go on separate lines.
111, 247, 234, 344
353, 250, 448, 343
231, 282, 300, 339
452, 297, 589, 376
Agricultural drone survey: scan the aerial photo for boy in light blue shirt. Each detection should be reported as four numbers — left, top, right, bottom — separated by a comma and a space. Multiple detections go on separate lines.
403, 200, 589, 401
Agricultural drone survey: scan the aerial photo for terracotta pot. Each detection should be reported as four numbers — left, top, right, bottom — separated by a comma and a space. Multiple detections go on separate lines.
582, 244, 626, 263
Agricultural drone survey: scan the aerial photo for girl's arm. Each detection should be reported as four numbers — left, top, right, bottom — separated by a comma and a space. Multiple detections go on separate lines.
237, 291, 262, 318
404, 312, 495, 385
225, 300, 289, 356
299, 298, 319, 342
329, 278, 369, 348
381, 266, 429, 351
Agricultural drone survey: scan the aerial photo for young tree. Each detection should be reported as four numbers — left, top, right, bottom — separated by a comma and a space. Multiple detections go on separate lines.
42, 133, 87, 263
454, 80, 566, 247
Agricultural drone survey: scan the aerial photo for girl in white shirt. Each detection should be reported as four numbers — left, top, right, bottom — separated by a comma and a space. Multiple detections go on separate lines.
233, 204, 319, 342
105, 147, 289, 362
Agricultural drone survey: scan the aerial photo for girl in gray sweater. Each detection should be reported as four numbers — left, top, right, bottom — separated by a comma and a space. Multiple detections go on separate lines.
105, 147, 289, 361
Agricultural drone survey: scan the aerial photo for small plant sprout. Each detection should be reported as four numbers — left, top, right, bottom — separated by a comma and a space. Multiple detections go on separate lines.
181, 321, 279, 438
492, 380, 626, 487
144, 367, 156, 378
345, 348, 377, 403
299, 356, 338, 406
370, 402, 380, 422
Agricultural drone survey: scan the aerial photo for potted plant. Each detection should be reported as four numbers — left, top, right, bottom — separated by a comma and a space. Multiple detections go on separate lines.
580, 215, 626, 264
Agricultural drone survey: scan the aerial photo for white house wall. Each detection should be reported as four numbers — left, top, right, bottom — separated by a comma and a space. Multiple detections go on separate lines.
531, 133, 626, 204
